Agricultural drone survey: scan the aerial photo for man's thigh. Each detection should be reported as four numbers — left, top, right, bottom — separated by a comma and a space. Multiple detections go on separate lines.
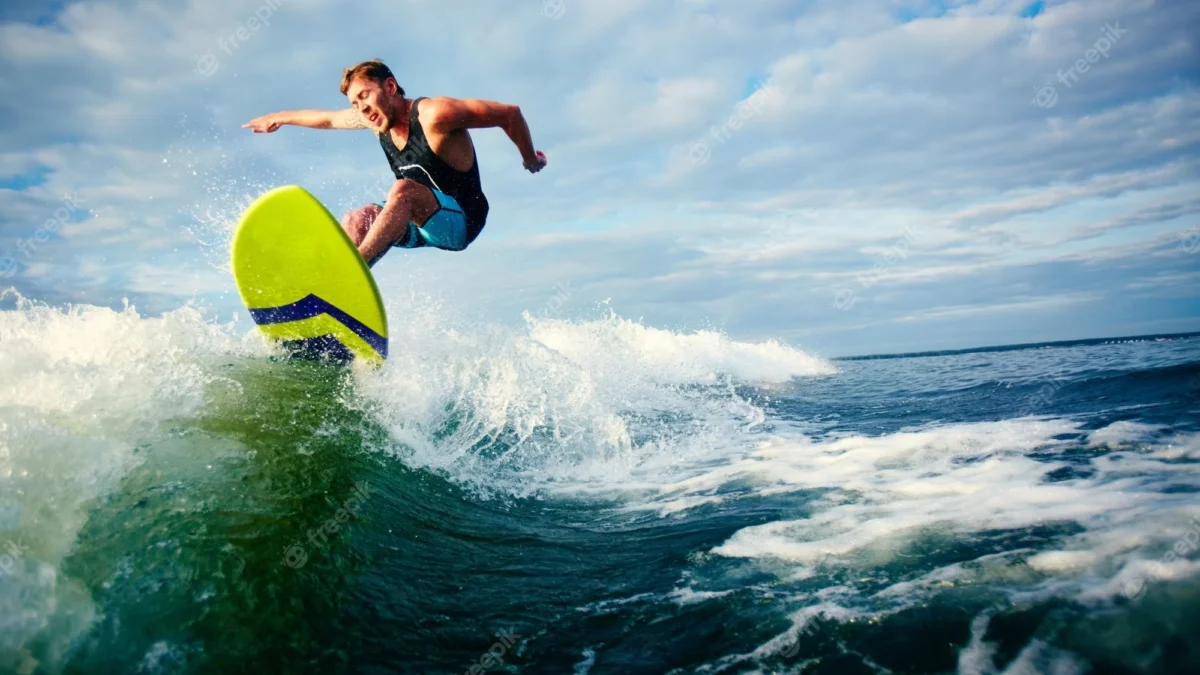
376, 189, 470, 251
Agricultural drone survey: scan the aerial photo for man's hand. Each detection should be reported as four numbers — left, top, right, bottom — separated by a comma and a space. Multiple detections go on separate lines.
243, 113, 287, 133
523, 151, 548, 174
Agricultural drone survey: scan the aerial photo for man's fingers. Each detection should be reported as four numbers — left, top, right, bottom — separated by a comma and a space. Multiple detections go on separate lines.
524, 150, 547, 173
242, 117, 275, 132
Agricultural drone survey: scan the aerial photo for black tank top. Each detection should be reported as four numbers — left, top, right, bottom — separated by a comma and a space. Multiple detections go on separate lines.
379, 97, 489, 238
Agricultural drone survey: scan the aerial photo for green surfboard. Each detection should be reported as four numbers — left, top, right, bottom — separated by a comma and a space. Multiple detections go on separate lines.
231, 186, 388, 364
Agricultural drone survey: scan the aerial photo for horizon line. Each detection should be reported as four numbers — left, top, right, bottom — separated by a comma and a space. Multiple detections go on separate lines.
835, 330, 1200, 361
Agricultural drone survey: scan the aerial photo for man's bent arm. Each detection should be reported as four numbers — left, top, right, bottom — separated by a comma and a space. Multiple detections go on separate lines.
502, 109, 539, 167
425, 98, 540, 165
244, 109, 367, 133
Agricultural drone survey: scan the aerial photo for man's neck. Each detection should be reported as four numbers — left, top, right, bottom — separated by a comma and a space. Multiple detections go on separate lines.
386, 97, 412, 141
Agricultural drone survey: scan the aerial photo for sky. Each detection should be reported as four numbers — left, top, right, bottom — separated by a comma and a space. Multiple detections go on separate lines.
0, 0, 1197, 357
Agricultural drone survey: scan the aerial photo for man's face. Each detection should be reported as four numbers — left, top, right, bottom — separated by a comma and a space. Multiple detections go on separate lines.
346, 77, 396, 132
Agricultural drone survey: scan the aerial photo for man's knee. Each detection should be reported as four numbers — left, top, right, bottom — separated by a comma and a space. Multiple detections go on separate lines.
339, 207, 369, 232
386, 179, 424, 203
340, 205, 380, 244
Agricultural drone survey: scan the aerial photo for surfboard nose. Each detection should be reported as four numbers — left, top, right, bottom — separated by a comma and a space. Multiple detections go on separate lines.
232, 186, 389, 364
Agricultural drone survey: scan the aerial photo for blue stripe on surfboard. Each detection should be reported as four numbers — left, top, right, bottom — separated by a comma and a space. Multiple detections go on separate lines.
248, 294, 388, 359
281, 335, 356, 364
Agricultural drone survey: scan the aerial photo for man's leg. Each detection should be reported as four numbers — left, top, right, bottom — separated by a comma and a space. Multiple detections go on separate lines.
358, 179, 439, 263
340, 204, 382, 246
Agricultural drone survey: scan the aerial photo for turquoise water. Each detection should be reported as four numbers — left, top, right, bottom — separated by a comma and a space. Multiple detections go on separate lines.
1, 299, 1198, 673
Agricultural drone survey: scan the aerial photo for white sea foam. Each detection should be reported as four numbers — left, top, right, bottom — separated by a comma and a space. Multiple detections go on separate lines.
526, 311, 835, 385
351, 298, 1199, 667
0, 297, 254, 669
355, 299, 833, 497
959, 622, 1089, 675
4, 292, 1194, 672
657, 420, 1197, 578
347, 300, 1200, 671
658, 417, 1200, 672
1085, 420, 1166, 447
667, 586, 735, 606
1149, 430, 1200, 459
704, 421, 1111, 561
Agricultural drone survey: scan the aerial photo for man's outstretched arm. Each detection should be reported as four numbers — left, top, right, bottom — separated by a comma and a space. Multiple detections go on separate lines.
424, 97, 547, 173
243, 109, 368, 133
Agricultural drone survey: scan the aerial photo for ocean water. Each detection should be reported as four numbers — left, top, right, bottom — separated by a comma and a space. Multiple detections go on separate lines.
1, 296, 1198, 674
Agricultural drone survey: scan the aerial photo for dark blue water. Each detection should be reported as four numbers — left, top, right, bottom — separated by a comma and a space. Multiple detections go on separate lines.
2, 305, 1198, 674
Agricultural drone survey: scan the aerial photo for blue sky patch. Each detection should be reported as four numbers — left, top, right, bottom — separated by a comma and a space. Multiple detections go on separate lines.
0, 166, 51, 191
742, 76, 775, 98
896, 0, 951, 23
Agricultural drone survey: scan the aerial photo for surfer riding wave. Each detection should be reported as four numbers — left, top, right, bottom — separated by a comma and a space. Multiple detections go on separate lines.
243, 59, 546, 264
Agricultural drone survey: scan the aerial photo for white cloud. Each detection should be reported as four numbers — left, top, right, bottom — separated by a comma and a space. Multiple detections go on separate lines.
895, 293, 1104, 324
0, 0, 1196, 355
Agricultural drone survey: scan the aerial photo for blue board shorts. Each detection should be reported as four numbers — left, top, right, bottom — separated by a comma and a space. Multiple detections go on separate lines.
374, 189, 469, 252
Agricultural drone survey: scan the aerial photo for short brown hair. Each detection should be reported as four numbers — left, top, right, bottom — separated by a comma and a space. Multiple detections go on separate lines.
340, 59, 404, 96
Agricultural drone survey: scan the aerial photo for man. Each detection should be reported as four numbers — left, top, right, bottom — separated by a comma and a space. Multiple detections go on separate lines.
243, 59, 546, 264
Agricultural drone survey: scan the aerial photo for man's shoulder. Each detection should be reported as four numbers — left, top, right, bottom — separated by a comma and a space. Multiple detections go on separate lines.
415, 96, 457, 119
415, 96, 470, 135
